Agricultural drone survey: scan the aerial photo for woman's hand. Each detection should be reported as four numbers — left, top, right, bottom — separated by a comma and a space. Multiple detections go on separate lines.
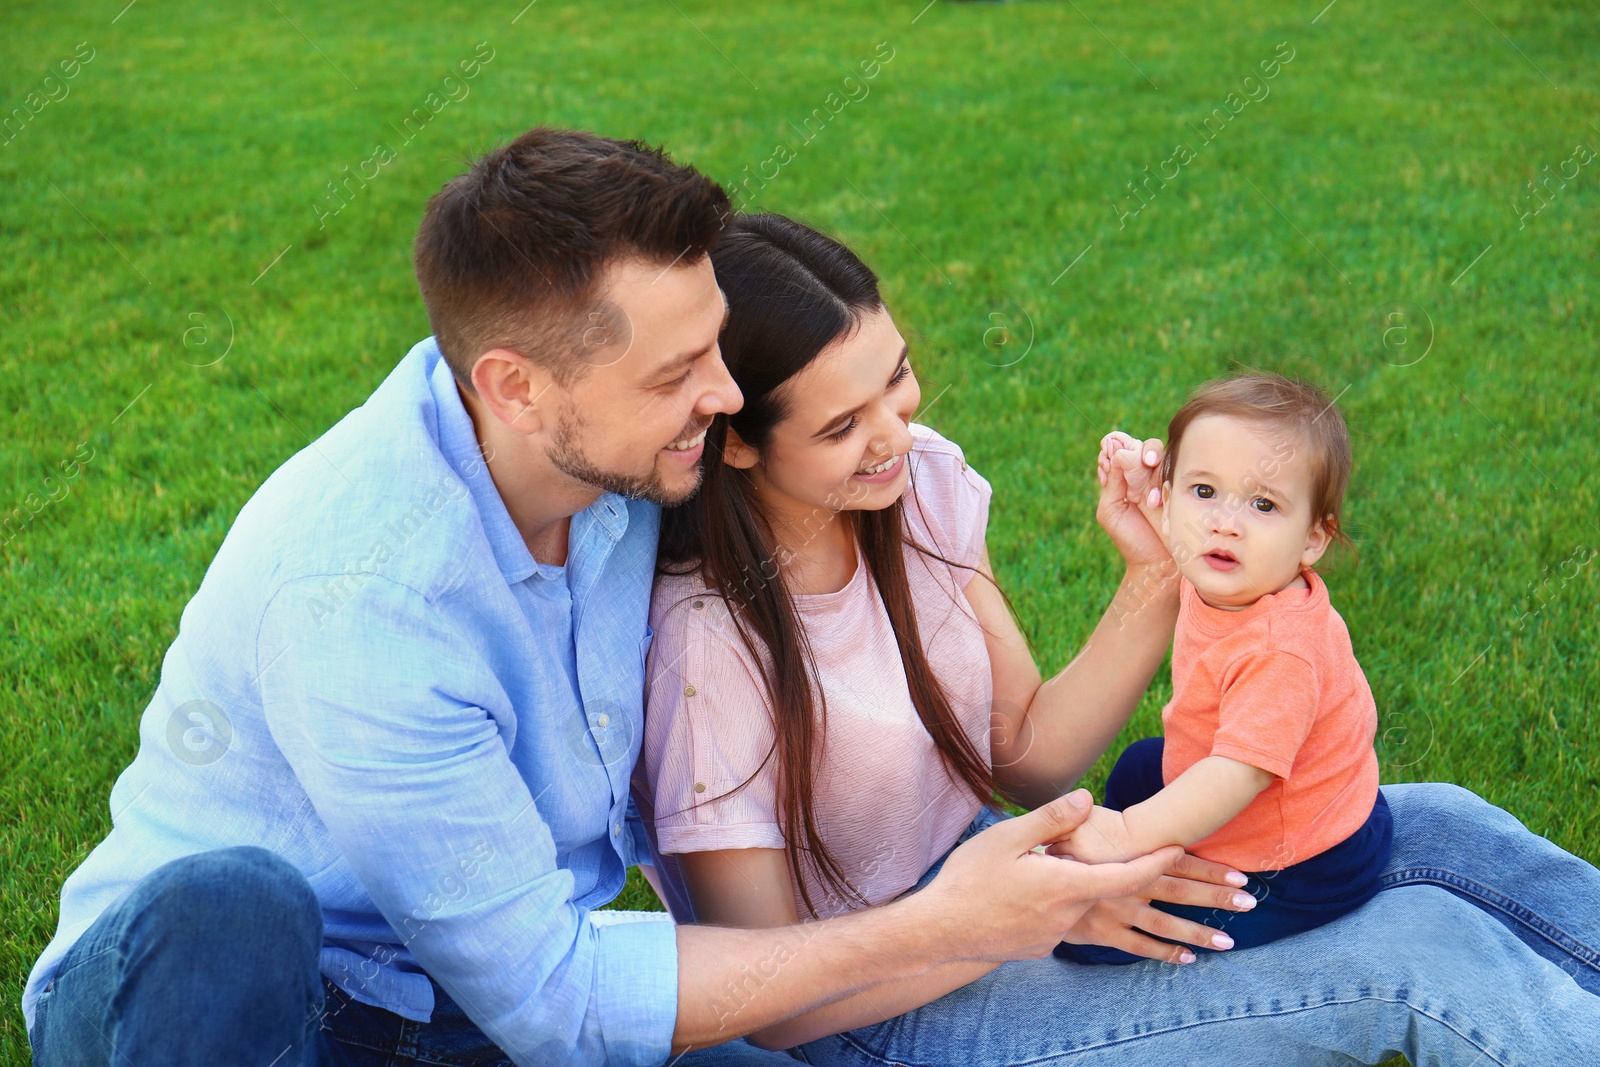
1095, 431, 1170, 571
921, 791, 1185, 962
1057, 852, 1257, 963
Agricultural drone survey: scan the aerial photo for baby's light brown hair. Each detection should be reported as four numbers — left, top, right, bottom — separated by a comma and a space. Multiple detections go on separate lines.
1160, 373, 1355, 550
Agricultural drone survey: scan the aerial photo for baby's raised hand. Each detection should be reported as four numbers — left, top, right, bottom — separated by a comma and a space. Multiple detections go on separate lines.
1050, 804, 1139, 866
1095, 430, 1168, 570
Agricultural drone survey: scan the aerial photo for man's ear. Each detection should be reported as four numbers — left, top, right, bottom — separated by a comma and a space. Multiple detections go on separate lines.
722, 425, 760, 469
1301, 517, 1333, 568
470, 347, 559, 435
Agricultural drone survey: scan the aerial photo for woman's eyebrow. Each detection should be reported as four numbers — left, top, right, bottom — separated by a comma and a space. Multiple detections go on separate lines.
889, 343, 915, 382
814, 404, 863, 439
812, 344, 909, 438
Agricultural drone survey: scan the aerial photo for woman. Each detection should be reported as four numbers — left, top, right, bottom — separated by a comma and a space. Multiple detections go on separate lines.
638, 213, 1600, 1063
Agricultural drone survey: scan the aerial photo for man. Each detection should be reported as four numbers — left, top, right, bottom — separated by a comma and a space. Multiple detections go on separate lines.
23, 128, 1204, 1066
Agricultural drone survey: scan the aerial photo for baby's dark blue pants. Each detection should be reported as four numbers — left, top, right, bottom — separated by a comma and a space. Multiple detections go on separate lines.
1054, 737, 1393, 966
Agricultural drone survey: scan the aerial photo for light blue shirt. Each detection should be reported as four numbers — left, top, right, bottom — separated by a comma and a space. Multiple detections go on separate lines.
24, 338, 677, 1065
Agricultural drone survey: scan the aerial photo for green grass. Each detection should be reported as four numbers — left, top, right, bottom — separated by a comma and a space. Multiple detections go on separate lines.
3, 0, 1596, 1061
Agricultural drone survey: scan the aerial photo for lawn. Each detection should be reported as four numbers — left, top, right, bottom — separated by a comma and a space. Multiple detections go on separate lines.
2, 0, 1596, 1062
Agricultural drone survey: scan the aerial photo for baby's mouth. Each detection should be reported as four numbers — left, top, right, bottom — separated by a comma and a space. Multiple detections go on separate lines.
1203, 549, 1241, 572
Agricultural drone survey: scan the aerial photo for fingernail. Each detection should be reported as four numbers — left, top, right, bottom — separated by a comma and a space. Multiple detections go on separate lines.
1144, 450, 1157, 465
1225, 871, 1248, 887
1211, 933, 1234, 950
1233, 894, 1257, 910
1179, 950, 1196, 964
1067, 788, 1092, 811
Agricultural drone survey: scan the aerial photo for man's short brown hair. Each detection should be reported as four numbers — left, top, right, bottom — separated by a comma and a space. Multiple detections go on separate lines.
414, 127, 731, 386
1162, 373, 1355, 548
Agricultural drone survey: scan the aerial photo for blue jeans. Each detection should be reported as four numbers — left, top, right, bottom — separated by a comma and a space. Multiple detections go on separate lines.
1056, 737, 1393, 965
27, 846, 792, 1067
794, 783, 1600, 1066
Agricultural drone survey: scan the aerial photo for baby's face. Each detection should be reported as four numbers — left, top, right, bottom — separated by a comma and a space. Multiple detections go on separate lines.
1162, 415, 1330, 610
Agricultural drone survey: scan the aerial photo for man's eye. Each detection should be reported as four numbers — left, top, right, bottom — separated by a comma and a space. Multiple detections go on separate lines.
1251, 498, 1277, 513
1194, 485, 1214, 499
825, 416, 859, 443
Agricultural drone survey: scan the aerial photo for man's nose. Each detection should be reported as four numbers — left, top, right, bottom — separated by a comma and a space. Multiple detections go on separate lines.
698, 348, 743, 416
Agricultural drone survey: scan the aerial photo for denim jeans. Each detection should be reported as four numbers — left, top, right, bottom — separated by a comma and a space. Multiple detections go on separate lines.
793, 783, 1600, 1066
27, 846, 793, 1067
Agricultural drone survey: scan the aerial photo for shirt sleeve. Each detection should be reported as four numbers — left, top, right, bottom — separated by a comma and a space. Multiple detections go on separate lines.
257, 575, 675, 1067
1209, 650, 1321, 779
904, 423, 994, 572
642, 594, 787, 855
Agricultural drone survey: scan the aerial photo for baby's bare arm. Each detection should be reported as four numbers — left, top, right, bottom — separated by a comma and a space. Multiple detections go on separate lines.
1122, 756, 1274, 852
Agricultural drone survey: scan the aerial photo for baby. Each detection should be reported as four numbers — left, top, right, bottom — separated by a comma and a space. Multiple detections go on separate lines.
1055, 373, 1392, 965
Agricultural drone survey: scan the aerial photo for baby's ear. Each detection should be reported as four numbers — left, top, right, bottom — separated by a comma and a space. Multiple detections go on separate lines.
1301, 516, 1333, 567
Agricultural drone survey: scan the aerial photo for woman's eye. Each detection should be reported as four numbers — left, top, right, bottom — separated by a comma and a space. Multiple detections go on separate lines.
1251, 498, 1277, 513
889, 361, 912, 386
1194, 484, 1214, 499
825, 416, 859, 443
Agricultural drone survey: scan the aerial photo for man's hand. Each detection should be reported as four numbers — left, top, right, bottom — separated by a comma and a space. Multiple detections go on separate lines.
1095, 431, 1169, 570
1059, 853, 1258, 963
913, 790, 1183, 963
1048, 804, 1140, 866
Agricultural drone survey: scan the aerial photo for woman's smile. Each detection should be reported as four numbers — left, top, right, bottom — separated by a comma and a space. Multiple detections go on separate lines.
852, 452, 905, 483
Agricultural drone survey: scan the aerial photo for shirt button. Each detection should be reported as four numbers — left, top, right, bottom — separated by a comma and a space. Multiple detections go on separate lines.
596, 713, 610, 727
694, 782, 707, 793
613, 822, 622, 836
693, 600, 704, 610
683, 685, 697, 697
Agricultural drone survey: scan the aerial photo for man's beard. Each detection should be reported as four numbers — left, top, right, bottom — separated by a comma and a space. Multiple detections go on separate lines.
547, 407, 704, 507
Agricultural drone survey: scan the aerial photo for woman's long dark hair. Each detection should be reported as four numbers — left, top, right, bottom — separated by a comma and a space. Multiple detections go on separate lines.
659, 213, 996, 917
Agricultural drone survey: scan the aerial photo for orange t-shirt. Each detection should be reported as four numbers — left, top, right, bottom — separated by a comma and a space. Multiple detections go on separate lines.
1161, 568, 1379, 872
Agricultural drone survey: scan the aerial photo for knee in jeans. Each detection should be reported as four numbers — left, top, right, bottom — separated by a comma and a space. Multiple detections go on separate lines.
1388, 781, 1499, 837
137, 846, 321, 955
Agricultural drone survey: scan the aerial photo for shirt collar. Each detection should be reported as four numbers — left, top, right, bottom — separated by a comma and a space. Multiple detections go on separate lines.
426, 343, 631, 585
1179, 566, 1325, 634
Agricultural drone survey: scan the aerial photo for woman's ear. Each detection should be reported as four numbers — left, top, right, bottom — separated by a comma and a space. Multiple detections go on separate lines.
722, 425, 760, 470
1301, 517, 1333, 568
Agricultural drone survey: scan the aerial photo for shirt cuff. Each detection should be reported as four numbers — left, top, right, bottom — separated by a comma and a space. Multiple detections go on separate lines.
593, 914, 679, 1065
625, 802, 654, 868
656, 822, 786, 854
1210, 739, 1295, 780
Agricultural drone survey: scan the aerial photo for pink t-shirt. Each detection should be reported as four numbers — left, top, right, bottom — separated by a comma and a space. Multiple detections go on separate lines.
641, 423, 995, 919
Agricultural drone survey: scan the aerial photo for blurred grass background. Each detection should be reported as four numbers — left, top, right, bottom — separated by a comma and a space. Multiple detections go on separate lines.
2, 0, 1596, 1061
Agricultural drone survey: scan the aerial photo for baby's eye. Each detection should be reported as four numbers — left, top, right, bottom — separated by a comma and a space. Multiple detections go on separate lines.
1193, 484, 1215, 499
1251, 498, 1277, 513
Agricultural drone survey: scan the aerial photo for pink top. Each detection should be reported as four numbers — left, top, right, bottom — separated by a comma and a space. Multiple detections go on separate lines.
641, 423, 995, 918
